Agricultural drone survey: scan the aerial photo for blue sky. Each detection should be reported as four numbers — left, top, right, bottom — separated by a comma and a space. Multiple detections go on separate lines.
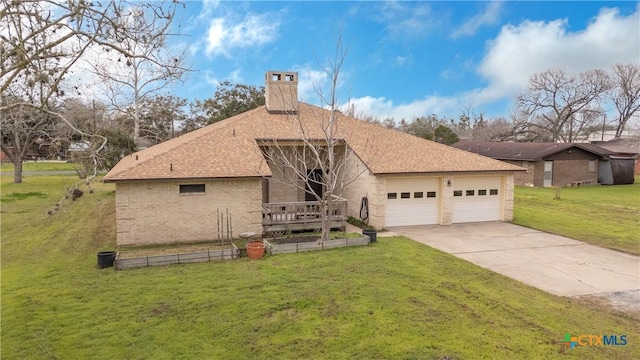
168, 1, 639, 121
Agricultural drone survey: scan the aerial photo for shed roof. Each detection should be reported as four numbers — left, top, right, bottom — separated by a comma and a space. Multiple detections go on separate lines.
451, 140, 612, 161
104, 103, 523, 182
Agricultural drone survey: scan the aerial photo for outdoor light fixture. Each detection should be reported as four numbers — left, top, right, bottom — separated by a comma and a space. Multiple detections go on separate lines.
447, 179, 452, 187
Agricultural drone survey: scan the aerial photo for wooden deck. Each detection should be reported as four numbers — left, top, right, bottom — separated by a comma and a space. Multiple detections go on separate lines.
262, 198, 348, 233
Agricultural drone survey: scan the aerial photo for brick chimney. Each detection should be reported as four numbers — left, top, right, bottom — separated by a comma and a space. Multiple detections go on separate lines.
265, 71, 298, 113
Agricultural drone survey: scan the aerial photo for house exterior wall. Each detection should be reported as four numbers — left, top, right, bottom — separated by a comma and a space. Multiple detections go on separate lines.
504, 173, 515, 221
533, 160, 545, 187
504, 160, 535, 185
265, 145, 349, 203
115, 178, 263, 246
340, 154, 385, 229
267, 162, 300, 203
549, 159, 598, 186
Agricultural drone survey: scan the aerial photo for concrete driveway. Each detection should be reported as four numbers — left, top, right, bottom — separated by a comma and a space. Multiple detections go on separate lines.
389, 222, 640, 312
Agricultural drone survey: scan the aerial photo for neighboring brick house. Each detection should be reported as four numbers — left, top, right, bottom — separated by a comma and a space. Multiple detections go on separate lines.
104, 71, 523, 247
452, 140, 610, 187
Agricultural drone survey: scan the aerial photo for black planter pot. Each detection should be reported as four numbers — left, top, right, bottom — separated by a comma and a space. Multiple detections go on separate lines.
362, 229, 377, 243
97, 251, 117, 269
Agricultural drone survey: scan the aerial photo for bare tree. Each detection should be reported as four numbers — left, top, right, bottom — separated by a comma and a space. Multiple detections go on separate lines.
1, 97, 57, 182
87, 2, 189, 145
259, 35, 377, 242
516, 68, 611, 142
609, 63, 640, 138
1, 0, 183, 182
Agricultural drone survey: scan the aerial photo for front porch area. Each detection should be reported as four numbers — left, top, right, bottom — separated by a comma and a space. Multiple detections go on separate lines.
262, 197, 348, 233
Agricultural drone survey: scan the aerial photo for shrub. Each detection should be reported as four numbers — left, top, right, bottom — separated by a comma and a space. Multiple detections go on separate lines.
347, 216, 374, 230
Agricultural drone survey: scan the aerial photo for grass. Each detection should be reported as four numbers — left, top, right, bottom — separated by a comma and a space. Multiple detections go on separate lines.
513, 181, 640, 255
0, 161, 78, 172
1, 176, 639, 359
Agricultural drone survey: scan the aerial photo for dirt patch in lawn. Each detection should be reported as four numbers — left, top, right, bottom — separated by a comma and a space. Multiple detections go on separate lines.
574, 290, 640, 321
267, 235, 320, 244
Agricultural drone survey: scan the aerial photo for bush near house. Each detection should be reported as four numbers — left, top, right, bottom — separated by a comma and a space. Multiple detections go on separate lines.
513, 181, 640, 256
1, 175, 638, 359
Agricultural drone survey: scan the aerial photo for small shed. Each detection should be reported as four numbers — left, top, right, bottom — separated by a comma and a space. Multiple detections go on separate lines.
598, 157, 636, 185
592, 137, 640, 176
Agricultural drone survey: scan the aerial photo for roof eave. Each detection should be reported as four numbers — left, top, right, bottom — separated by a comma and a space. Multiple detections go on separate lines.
102, 175, 269, 183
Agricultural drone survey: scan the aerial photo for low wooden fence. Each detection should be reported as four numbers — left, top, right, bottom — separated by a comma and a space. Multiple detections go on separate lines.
115, 247, 238, 270
264, 236, 370, 255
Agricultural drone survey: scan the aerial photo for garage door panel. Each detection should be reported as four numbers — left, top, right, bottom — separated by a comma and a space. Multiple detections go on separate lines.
452, 177, 502, 223
386, 178, 439, 227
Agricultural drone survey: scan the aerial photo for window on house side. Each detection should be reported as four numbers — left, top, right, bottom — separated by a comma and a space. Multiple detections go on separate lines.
427, 191, 436, 198
180, 184, 205, 194
387, 193, 397, 199
478, 189, 487, 196
490, 189, 498, 195
466, 190, 475, 196
414, 192, 424, 198
453, 190, 463, 197
401, 192, 410, 199
588, 160, 596, 172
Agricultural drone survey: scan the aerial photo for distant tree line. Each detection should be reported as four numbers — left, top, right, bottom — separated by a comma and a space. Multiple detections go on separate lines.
355, 63, 640, 144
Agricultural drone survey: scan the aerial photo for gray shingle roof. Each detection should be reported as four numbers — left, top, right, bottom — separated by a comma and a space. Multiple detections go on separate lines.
451, 140, 612, 161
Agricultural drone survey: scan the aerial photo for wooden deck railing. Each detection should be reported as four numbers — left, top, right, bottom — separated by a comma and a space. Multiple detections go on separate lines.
262, 197, 348, 233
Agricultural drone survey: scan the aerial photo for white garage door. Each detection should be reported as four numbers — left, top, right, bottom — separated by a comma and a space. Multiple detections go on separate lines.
452, 177, 502, 223
386, 177, 439, 227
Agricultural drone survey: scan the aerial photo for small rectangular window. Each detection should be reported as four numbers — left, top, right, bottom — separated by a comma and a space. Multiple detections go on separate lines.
478, 189, 487, 196
466, 190, 475, 196
453, 190, 463, 197
414, 192, 424, 198
387, 193, 397, 199
180, 184, 205, 194
400, 192, 411, 199
588, 160, 596, 172
490, 189, 498, 195
521, 161, 528, 169
427, 191, 436, 198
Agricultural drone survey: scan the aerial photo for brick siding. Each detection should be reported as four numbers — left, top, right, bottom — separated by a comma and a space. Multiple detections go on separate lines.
115, 179, 263, 246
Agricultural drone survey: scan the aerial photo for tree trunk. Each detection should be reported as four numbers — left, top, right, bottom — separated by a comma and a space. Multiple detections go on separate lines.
322, 194, 332, 243
13, 159, 23, 183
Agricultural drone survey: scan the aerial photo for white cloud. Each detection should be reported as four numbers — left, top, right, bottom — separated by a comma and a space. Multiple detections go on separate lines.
205, 12, 283, 57
328, 6, 640, 122
477, 6, 640, 103
451, 1, 503, 38
345, 95, 459, 121
373, 2, 440, 40
394, 55, 412, 67
296, 68, 329, 103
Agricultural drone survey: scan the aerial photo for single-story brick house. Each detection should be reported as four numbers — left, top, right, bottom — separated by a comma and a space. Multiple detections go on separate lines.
451, 140, 622, 187
104, 71, 523, 246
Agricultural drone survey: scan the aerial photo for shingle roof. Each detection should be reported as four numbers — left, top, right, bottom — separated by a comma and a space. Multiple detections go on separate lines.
592, 138, 640, 155
451, 140, 612, 161
104, 104, 523, 182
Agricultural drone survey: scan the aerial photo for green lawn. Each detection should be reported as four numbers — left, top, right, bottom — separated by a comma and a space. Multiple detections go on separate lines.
1, 176, 638, 359
513, 181, 640, 255
1, 161, 78, 172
